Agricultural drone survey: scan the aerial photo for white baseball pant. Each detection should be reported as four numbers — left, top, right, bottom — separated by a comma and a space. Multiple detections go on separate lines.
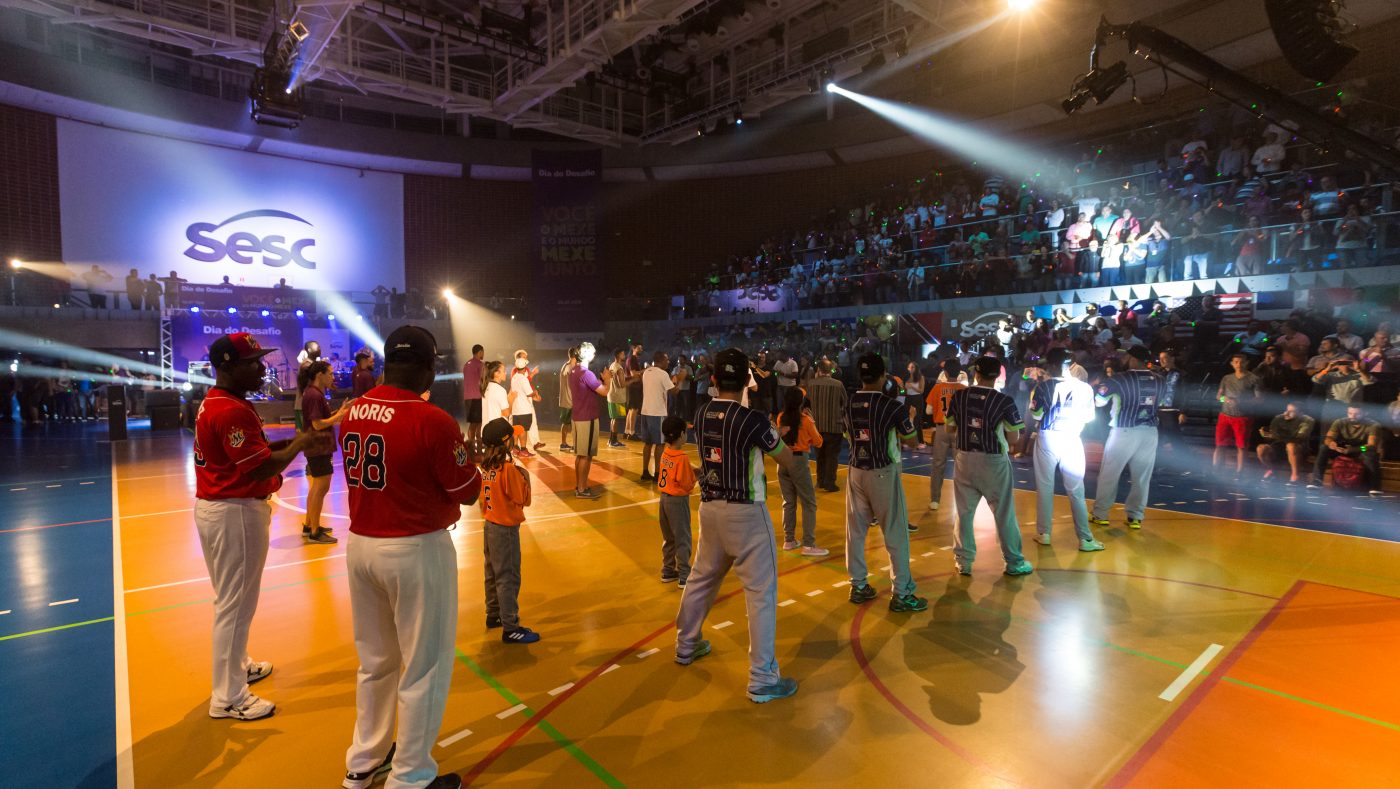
194, 497, 271, 711
1033, 430, 1092, 541
1092, 426, 1159, 521
846, 465, 917, 596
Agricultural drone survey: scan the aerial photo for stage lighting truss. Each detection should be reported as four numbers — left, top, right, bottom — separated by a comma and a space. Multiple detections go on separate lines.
250, 14, 310, 128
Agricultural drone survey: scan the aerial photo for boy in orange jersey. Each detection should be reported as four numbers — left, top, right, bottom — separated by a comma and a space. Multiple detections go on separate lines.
478, 418, 538, 644
924, 358, 967, 511
656, 416, 697, 588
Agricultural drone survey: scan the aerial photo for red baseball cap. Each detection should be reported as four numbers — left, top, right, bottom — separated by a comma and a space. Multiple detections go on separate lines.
209, 332, 276, 369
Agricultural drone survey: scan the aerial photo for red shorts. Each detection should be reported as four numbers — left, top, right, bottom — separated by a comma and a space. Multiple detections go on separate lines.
1215, 414, 1251, 447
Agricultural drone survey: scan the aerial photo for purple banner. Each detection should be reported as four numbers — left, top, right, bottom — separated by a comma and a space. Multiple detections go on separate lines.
180, 283, 317, 313
170, 312, 305, 389
533, 149, 603, 332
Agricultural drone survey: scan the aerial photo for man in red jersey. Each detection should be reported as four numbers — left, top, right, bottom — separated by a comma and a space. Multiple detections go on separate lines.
340, 325, 482, 789
195, 332, 330, 722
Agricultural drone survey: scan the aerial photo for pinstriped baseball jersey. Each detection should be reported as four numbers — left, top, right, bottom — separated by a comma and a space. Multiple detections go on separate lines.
1094, 369, 1164, 428
1029, 377, 1096, 434
695, 398, 782, 503
945, 386, 1023, 454
847, 390, 916, 470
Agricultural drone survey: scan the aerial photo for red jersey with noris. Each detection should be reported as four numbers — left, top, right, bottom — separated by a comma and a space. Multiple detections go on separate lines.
341, 385, 482, 538
195, 387, 279, 500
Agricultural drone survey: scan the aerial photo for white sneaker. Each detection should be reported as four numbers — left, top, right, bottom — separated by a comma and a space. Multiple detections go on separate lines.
928, 501, 939, 511
782, 540, 800, 550
800, 545, 830, 557
344, 743, 396, 789
1033, 532, 1051, 545
246, 660, 273, 684
210, 693, 275, 720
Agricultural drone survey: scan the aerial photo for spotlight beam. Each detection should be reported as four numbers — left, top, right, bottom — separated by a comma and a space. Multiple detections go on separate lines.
316, 291, 385, 354
826, 85, 1044, 178
0, 328, 212, 384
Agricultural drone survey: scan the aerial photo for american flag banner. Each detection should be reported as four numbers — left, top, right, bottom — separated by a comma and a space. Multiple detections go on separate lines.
1167, 294, 1255, 340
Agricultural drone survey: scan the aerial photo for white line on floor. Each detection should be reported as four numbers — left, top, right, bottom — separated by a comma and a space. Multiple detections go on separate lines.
1215, 499, 1230, 502
712, 620, 733, 630
547, 683, 574, 696
1158, 484, 1174, 488
45, 484, 61, 489
636, 648, 659, 659
1159, 644, 1224, 702
880, 564, 892, 572
0, 610, 10, 615
9, 488, 26, 492
940, 546, 952, 551
778, 600, 795, 607
126, 553, 347, 594
1194, 500, 1208, 503
831, 580, 850, 588
601, 664, 621, 675
496, 704, 527, 719
1173, 501, 1187, 505
805, 590, 823, 597
123, 507, 193, 519
79, 481, 95, 485
1353, 507, 1372, 511
1192, 488, 1209, 492
437, 728, 473, 749
48, 598, 79, 606
921, 551, 935, 557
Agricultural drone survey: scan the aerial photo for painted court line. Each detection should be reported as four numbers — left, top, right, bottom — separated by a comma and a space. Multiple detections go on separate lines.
45, 484, 62, 489
636, 648, 659, 659
48, 598, 79, 607
922, 551, 935, 557
601, 664, 621, 675
438, 729, 473, 749
112, 451, 135, 789
126, 553, 347, 594
1158, 643, 1224, 701
496, 704, 527, 720
806, 590, 824, 597
0, 610, 10, 615
778, 600, 795, 607
832, 580, 851, 588
547, 683, 574, 696
712, 620, 734, 630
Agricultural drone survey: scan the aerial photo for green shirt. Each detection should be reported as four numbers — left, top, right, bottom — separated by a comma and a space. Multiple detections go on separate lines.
1267, 413, 1314, 443
1326, 418, 1378, 448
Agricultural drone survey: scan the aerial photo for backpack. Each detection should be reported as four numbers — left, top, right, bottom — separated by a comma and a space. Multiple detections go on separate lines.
1331, 454, 1365, 490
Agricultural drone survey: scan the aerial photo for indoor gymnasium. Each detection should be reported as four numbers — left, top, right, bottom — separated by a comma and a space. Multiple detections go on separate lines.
2, 0, 1399, 787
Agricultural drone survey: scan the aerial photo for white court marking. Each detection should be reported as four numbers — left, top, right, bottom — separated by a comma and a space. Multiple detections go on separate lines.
636, 648, 659, 659
1159, 643, 1224, 702
778, 600, 795, 607
712, 621, 734, 630
496, 704, 527, 719
547, 683, 574, 696
112, 451, 135, 789
48, 598, 79, 607
437, 729, 473, 749
831, 580, 850, 588
805, 590, 823, 597
601, 664, 621, 675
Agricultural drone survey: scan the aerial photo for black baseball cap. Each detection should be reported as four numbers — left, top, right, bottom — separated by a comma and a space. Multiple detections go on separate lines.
973, 356, 1002, 379
857, 353, 886, 382
713, 348, 749, 389
208, 332, 276, 370
481, 418, 514, 447
383, 325, 439, 366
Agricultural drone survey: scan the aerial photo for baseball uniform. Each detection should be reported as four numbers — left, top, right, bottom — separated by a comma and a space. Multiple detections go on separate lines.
845, 390, 919, 595
945, 386, 1029, 572
1028, 376, 1098, 543
194, 386, 280, 717
342, 384, 481, 789
1092, 370, 1164, 523
657, 445, 697, 582
924, 379, 966, 506
675, 397, 785, 695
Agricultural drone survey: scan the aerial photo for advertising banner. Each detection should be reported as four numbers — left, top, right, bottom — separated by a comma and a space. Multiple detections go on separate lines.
708, 285, 790, 314
533, 149, 603, 333
170, 313, 304, 388
180, 284, 317, 312
57, 120, 404, 294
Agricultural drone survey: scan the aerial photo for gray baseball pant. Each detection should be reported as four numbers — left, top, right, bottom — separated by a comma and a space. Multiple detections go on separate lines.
845, 465, 916, 596
1092, 426, 1158, 521
778, 453, 818, 546
675, 500, 781, 692
658, 493, 693, 580
1034, 429, 1092, 541
952, 451, 1026, 568
483, 521, 522, 629
927, 426, 955, 504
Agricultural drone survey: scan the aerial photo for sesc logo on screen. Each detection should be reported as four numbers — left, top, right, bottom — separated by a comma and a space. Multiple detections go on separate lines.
184, 209, 318, 269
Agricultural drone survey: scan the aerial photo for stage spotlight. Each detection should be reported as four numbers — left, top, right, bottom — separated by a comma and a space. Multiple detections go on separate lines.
52, 303, 60, 309
327, 313, 336, 321
1008, 0, 1036, 11
226, 306, 238, 314
260, 309, 271, 317
295, 309, 305, 317
825, 81, 838, 93
189, 306, 201, 314
182, 382, 193, 392
356, 313, 364, 320
8, 259, 20, 269
442, 287, 454, 298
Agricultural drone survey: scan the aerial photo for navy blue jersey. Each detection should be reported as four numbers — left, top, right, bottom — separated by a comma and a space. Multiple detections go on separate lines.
847, 390, 916, 470
1095, 369, 1164, 428
694, 398, 782, 503
945, 386, 1023, 454
1029, 377, 1096, 434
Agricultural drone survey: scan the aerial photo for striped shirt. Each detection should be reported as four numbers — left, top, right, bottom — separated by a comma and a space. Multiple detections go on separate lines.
847, 390, 916, 470
694, 398, 783, 503
1028, 377, 1096, 434
804, 376, 848, 434
1094, 370, 1164, 428
945, 386, 1023, 454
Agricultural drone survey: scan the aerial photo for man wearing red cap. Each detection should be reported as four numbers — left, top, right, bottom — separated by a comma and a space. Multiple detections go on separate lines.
195, 332, 330, 721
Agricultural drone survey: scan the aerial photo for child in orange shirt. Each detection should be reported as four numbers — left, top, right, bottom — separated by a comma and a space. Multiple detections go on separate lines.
656, 416, 697, 588
479, 418, 538, 644
776, 387, 829, 556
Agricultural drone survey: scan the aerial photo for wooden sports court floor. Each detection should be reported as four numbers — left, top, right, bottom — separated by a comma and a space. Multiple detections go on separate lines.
3, 421, 1399, 787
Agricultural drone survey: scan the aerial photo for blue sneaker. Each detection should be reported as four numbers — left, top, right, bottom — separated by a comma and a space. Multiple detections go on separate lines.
747, 677, 798, 703
502, 626, 540, 644
675, 639, 711, 665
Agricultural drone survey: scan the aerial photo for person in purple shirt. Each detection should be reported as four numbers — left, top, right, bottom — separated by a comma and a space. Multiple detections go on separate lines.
462, 344, 485, 444
569, 342, 612, 499
351, 350, 376, 397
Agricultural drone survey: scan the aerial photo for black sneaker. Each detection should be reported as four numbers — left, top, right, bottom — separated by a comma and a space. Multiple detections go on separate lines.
426, 775, 462, 789
560, 443, 574, 452
305, 529, 338, 545
502, 626, 541, 644
889, 593, 929, 613
485, 615, 502, 629
848, 583, 877, 604
677, 577, 687, 589
301, 523, 333, 537
641, 472, 655, 482
907, 522, 919, 532
660, 574, 678, 584
343, 742, 396, 789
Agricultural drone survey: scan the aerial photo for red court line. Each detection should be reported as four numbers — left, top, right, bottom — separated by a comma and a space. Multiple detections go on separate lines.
459, 554, 841, 785
0, 517, 112, 534
1105, 578, 1306, 788
1040, 569, 1282, 600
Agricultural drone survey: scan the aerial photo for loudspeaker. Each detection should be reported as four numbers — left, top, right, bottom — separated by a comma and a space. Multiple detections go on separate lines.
107, 385, 127, 441
145, 389, 181, 408
150, 405, 182, 431
1265, 0, 1358, 82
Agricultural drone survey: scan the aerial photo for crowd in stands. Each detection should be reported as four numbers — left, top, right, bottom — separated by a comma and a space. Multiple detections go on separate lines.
642, 288, 1400, 488
683, 108, 1399, 314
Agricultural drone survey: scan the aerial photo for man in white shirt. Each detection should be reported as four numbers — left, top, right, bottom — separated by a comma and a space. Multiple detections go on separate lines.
639, 352, 675, 482
773, 352, 799, 410
1325, 319, 1365, 355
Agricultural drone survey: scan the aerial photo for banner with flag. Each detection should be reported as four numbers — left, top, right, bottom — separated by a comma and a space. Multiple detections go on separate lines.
1166, 293, 1254, 340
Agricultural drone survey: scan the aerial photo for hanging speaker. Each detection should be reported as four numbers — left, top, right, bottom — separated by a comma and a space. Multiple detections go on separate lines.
1264, 0, 1358, 82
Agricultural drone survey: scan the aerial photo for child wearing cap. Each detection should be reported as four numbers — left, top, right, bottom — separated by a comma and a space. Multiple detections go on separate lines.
776, 387, 828, 556
656, 416, 696, 587
478, 418, 539, 644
